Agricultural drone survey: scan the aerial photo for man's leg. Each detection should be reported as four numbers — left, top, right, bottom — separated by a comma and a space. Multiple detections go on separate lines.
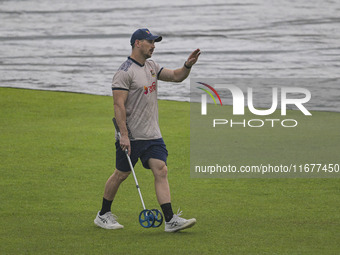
148, 158, 171, 205
104, 169, 130, 201
100, 169, 130, 215
94, 169, 130, 229
148, 158, 174, 223
148, 158, 196, 232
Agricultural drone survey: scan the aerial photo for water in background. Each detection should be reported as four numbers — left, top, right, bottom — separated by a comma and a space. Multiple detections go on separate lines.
1, 0, 339, 112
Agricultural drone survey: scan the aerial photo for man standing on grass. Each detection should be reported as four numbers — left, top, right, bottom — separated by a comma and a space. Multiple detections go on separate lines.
94, 28, 200, 232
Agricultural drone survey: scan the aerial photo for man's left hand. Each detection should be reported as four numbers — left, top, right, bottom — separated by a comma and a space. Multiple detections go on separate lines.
185, 48, 201, 68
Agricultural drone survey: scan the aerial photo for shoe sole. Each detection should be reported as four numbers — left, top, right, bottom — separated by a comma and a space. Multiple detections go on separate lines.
165, 218, 196, 233
94, 218, 124, 230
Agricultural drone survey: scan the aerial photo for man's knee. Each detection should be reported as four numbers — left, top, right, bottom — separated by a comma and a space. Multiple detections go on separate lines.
154, 163, 168, 179
113, 169, 130, 183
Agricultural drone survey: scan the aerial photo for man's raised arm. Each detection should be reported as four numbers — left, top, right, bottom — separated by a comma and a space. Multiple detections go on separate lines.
159, 49, 201, 82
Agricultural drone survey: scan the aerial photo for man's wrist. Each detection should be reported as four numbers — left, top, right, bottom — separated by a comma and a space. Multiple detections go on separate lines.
120, 132, 129, 138
184, 61, 192, 69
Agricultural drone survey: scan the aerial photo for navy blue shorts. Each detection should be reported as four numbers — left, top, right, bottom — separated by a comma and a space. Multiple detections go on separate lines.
115, 138, 168, 172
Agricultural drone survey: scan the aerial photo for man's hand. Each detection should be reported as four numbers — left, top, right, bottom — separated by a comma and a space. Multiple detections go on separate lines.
185, 48, 201, 68
119, 134, 131, 156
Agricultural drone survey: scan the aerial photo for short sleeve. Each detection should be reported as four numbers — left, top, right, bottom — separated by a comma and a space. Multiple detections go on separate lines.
112, 70, 131, 91
148, 60, 163, 80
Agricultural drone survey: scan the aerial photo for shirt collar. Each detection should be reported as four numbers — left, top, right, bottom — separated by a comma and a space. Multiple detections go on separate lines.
128, 56, 144, 67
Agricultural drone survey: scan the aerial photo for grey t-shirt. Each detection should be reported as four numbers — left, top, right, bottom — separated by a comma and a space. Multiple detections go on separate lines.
112, 57, 163, 140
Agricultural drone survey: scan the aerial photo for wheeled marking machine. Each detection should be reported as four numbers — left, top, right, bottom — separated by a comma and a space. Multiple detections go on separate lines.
112, 118, 163, 228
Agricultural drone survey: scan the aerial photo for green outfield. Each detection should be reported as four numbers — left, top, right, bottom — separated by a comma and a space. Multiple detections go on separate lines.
1, 88, 339, 255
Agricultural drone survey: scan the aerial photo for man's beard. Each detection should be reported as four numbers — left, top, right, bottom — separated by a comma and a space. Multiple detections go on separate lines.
143, 49, 153, 59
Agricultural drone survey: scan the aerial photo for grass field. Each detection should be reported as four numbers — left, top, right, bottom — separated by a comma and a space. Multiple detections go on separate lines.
1, 87, 339, 255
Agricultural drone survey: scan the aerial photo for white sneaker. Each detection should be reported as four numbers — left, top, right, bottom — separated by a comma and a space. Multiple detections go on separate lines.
94, 211, 124, 229
165, 209, 196, 232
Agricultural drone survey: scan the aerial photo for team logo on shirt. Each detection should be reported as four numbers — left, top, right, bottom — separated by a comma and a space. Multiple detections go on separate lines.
150, 69, 156, 77
144, 82, 156, 95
